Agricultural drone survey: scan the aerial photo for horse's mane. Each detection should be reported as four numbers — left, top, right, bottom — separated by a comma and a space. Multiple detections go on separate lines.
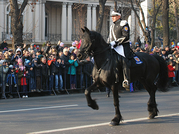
89, 31, 107, 45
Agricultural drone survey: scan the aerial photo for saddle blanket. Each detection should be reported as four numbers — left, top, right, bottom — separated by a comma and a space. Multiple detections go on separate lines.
113, 45, 142, 65
114, 45, 125, 57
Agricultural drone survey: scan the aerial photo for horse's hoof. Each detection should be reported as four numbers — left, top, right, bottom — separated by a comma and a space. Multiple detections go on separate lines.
109, 121, 119, 126
88, 100, 99, 110
148, 114, 155, 119
148, 112, 158, 119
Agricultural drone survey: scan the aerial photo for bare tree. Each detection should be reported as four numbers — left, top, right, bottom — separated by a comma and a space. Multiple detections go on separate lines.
130, 0, 149, 44
173, 0, 179, 42
162, 0, 169, 47
130, 0, 162, 49
96, 0, 107, 33
114, 0, 117, 11
9, 0, 28, 47
149, 0, 162, 48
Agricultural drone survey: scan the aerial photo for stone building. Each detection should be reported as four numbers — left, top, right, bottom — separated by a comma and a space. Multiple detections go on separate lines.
0, 0, 151, 45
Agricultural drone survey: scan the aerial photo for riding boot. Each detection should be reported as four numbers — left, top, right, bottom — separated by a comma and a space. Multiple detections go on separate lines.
122, 58, 131, 91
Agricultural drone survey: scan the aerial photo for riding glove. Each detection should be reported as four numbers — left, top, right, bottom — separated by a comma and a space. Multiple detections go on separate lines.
110, 41, 116, 49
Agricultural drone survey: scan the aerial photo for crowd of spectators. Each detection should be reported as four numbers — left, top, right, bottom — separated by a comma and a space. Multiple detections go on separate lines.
1, 38, 179, 99
0, 40, 94, 99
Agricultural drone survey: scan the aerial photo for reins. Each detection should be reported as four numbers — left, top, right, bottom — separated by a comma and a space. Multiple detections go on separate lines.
92, 45, 111, 56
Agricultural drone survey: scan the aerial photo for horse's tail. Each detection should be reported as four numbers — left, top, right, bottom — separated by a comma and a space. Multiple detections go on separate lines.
153, 54, 168, 92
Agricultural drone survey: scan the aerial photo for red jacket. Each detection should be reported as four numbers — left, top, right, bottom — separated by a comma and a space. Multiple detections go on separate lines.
168, 65, 175, 78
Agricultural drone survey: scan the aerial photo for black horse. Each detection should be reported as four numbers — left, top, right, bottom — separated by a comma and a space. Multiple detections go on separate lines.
77, 27, 168, 126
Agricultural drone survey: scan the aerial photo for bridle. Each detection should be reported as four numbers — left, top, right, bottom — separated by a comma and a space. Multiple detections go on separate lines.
81, 35, 110, 58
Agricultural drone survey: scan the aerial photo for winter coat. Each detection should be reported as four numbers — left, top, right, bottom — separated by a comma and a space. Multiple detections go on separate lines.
44, 46, 51, 56
173, 56, 179, 71
60, 54, 70, 74
41, 63, 48, 78
34, 60, 42, 77
76, 59, 88, 75
168, 65, 175, 78
68, 60, 78, 75
11, 48, 22, 63
0, 65, 9, 82
22, 56, 32, 64
25, 63, 35, 77
0, 42, 8, 49
48, 59, 58, 75
16, 69, 26, 85
83, 61, 94, 77
20, 71, 27, 85
56, 46, 64, 52
56, 61, 65, 75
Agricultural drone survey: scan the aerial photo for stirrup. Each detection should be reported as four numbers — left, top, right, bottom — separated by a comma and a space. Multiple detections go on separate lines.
122, 80, 130, 91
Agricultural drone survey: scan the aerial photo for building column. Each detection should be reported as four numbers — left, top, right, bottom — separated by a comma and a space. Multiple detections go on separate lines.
67, 3, 72, 41
92, 5, 97, 30
35, 1, 41, 42
30, 6, 34, 42
61, 2, 67, 41
87, 4, 92, 30
130, 10, 136, 43
0, 1, 5, 41
41, 0, 46, 41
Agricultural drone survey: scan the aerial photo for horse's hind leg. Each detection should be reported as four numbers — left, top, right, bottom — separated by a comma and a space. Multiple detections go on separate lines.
147, 88, 159, 119
110, 84, 123, 126
142, 81, 159, 119
85, 82, 99, 110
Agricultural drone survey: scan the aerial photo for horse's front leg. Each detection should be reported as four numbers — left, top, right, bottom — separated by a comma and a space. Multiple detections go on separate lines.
110, 84, 123, 126
85, 82, 99, 110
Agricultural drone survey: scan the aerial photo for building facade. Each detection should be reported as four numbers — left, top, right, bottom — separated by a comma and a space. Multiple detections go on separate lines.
0, 0, 147, 45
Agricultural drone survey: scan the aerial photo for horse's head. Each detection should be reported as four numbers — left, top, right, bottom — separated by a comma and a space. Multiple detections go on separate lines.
77, 27, 96, 60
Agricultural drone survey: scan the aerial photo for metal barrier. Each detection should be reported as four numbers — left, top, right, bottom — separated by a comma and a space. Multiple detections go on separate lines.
0, 62, 94, 98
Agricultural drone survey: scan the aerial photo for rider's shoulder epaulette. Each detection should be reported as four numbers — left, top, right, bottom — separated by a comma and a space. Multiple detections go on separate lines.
120, 20, 128, 26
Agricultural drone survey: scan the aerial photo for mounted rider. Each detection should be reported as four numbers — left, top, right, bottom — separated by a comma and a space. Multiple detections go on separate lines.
107, 10, 133, 89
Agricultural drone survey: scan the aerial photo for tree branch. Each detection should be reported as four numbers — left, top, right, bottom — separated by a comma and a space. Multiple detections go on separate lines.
20, 0, 28, 15
130, 0, 146, 35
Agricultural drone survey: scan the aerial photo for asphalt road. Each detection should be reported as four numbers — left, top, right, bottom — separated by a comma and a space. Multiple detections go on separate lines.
0, 88, 179, 134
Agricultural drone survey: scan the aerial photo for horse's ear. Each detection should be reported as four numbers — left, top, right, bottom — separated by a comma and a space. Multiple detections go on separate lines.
84, 27, 90, 35
81, 28, 85, 33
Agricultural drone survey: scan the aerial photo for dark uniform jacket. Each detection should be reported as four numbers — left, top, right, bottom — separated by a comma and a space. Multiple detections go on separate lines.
108, 19, 132, 59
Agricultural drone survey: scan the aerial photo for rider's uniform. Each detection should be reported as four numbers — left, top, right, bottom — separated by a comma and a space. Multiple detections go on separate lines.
108, 11, 132, 88
108, 19, 131, 59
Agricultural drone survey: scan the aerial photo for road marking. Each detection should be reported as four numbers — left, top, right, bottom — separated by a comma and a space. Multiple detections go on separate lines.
29, 113, 179, 134
0, 104, 78, 113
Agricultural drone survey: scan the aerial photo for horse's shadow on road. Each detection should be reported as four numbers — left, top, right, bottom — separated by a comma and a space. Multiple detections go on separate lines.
121, 116, 179, 126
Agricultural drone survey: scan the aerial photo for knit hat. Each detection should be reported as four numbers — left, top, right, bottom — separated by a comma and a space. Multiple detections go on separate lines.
60, 42, 64, 46
25, 59, 30, 65
31, 43, 35, 46
9, 65, 14, 69
17, 58, 22, 64
72, 42, 76, 46
8, 49, 13, 52
168, 54, 173, 58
